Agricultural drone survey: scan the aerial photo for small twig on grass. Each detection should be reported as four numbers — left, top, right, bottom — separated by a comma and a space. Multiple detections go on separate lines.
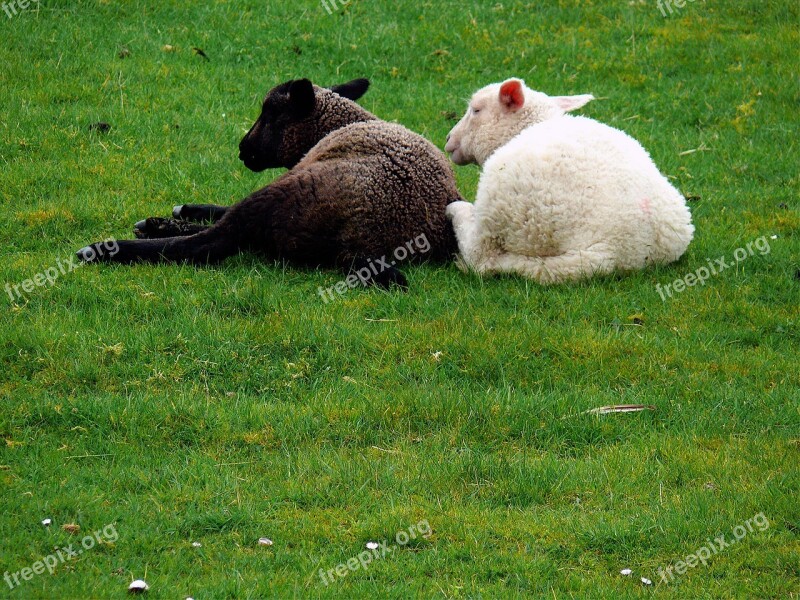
65, 453, 115, 460
371, 446, 401, 454
584, 405, 656, 415
679, 143, 709, 156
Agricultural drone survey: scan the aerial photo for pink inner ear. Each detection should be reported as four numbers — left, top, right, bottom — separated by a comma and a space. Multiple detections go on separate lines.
555, 94, 594, 112
499, 80, 525, 111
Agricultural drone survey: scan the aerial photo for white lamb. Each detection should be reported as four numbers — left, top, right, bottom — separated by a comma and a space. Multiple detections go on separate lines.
444, 78, 694, 284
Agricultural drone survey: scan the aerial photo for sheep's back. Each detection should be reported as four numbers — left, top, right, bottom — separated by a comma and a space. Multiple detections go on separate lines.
295, 121, 460, 261
481, 115, 692, 263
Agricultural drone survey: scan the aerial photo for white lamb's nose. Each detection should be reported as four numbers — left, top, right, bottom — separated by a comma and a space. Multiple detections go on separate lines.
446, 133, 451, 142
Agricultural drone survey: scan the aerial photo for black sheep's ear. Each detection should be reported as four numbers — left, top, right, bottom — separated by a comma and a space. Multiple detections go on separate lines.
288, 79, 316, 117
330, 78, 370, 101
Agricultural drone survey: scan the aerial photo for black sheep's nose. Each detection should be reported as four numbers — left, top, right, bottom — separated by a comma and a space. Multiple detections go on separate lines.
239, 133, 253, 152
238, 140, 252, 159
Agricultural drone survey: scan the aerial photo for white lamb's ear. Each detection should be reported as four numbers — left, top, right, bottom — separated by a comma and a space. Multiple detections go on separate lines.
554, 94, 595, 112
499, 79, 526, 112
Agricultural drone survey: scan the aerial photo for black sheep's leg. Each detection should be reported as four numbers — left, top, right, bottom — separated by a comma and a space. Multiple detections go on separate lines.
132, 205, 228, 238
134, 218, 210, 239
318, 258, 408, 303
172, 204, 229, 222
77, 227, 238, 265
81, 188, 277, 265
344, 257, 408, 291
82, 211, 242, 265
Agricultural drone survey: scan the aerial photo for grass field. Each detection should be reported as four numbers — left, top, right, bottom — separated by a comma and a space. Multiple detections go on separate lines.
1, 0, 798, 598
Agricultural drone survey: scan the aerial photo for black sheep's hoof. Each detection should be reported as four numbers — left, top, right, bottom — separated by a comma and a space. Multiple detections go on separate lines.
77, 241, 118, 263
133, 219, 149, 238
134, 217, 205, 239
349, 259, 409, 291
172, 204, 227, 222
76, 245, 98, 263
134, 217, 175, 239
373, 266, 409, 291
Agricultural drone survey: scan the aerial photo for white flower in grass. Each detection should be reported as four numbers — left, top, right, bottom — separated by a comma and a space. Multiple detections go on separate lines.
128, 579, 149, 593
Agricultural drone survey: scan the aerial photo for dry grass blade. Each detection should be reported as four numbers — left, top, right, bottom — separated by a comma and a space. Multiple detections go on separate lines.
584, 404, 656, 415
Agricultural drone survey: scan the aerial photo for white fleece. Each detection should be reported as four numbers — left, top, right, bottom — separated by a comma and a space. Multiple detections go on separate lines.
445, 79, 694, 283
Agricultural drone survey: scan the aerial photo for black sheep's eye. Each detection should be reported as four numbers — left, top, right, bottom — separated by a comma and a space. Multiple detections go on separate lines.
260, 110, 277, 126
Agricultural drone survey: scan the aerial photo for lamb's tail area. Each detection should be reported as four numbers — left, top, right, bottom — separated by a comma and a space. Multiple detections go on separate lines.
651, 206, 695, 265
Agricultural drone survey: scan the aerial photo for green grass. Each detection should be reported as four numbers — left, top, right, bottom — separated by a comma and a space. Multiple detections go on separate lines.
1, 0, 798, 598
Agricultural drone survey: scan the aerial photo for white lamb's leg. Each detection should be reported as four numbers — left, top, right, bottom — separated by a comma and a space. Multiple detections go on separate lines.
486, 247, 617, 284
446, 201, 497, 272
446, 201, 476, 250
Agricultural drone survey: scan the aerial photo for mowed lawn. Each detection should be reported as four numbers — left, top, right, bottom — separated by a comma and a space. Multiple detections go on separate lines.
1, 0, 798, 598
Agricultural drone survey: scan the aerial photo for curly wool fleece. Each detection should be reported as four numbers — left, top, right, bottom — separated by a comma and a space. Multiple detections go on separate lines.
445, 78, 694, 284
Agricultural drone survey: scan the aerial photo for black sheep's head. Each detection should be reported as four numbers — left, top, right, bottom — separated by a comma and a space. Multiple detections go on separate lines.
238, 78, 370, 172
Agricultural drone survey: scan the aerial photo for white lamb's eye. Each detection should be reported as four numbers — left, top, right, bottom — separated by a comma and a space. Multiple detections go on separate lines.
471, 107, 481, 115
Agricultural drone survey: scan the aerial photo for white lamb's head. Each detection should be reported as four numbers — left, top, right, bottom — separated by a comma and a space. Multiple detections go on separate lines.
444, 78, 594, 166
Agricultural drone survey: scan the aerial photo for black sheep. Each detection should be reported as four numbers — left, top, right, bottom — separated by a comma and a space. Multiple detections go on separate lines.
77, 78, 461, 289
